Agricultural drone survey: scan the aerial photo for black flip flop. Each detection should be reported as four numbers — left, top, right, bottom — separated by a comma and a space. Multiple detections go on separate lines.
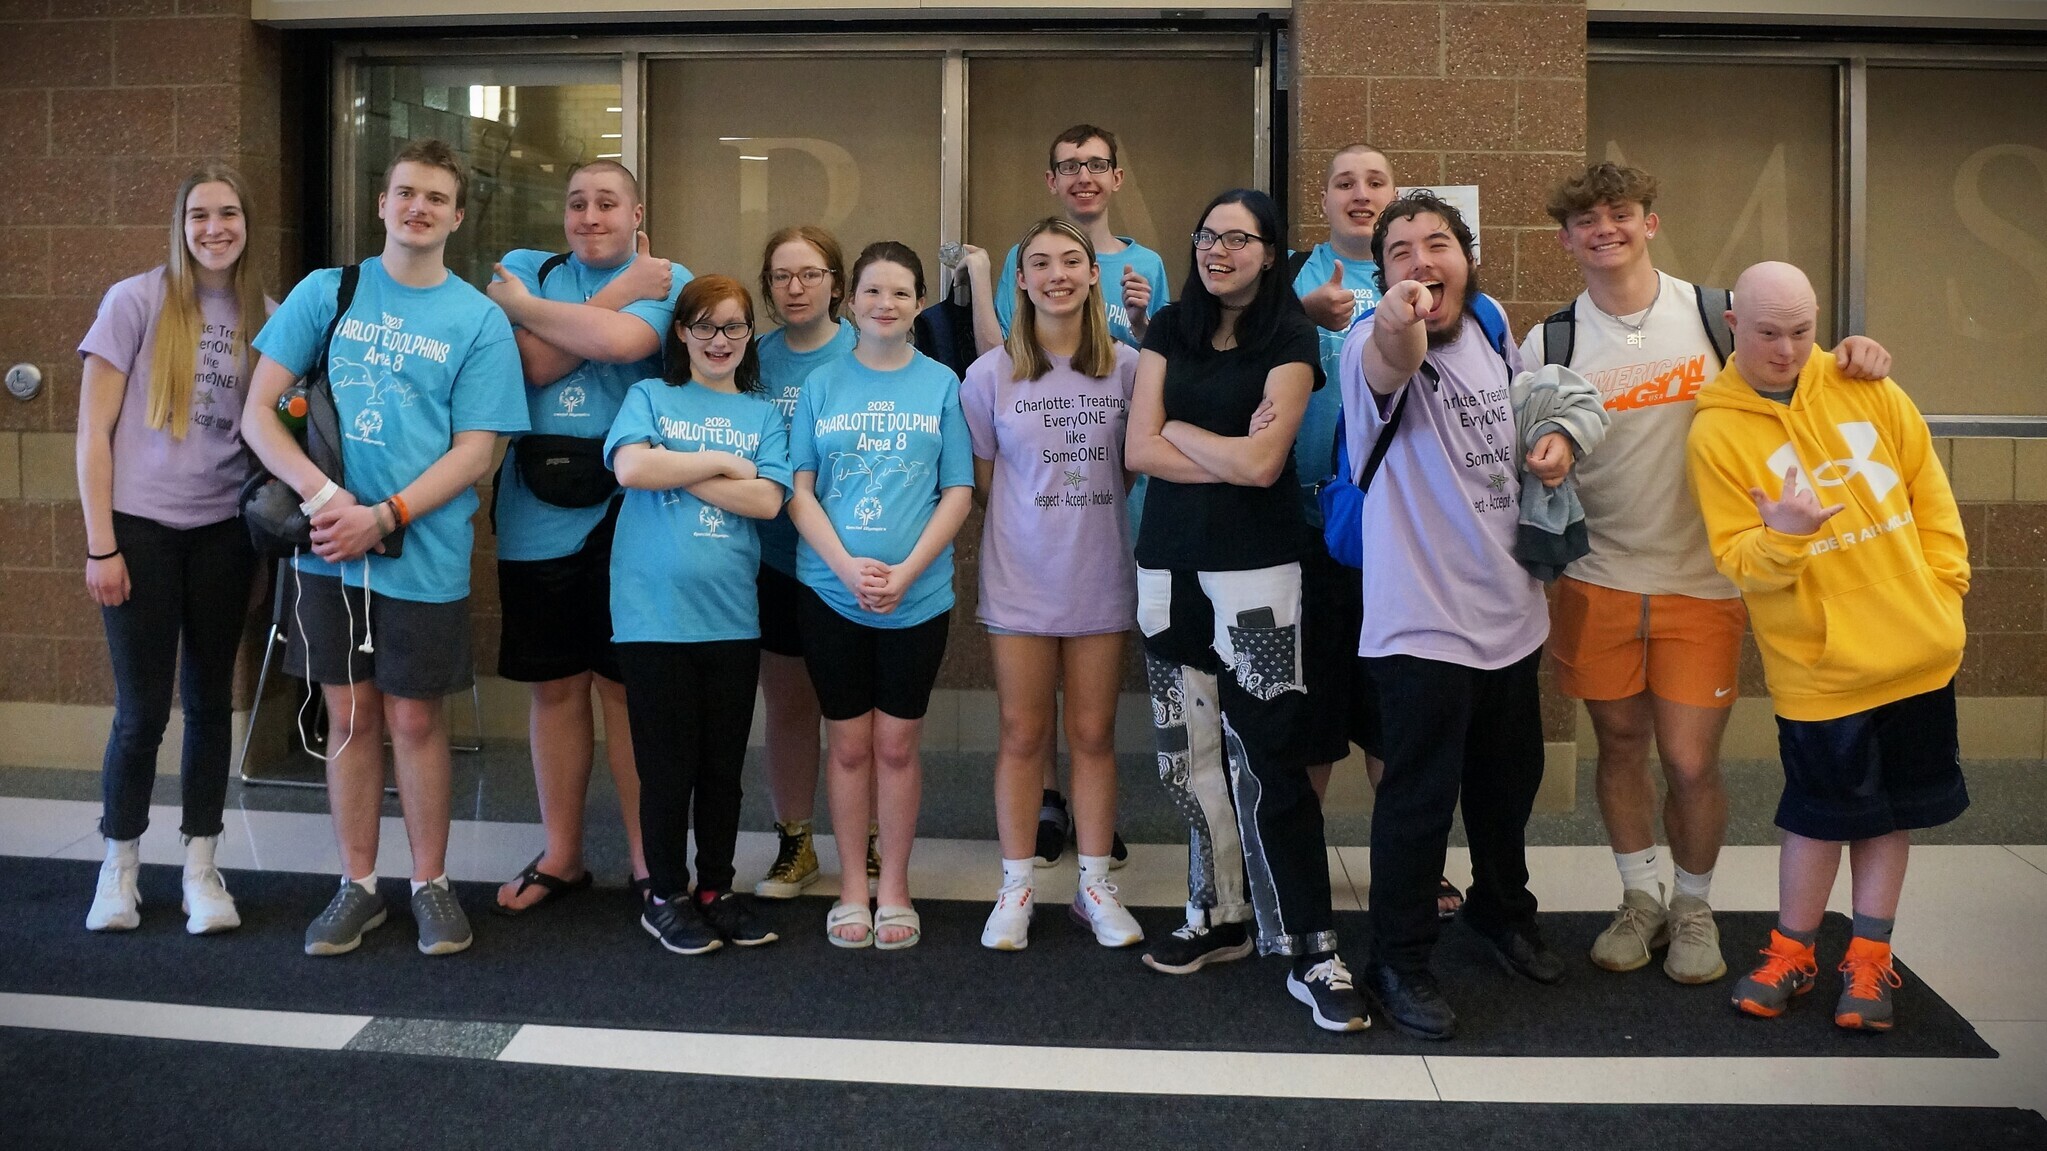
1435, 876, 1464, 922
492, 854, 594, 917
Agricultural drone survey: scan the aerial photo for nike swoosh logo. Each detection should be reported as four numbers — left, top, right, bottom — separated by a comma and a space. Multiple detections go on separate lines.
1714, 688, 1732, 698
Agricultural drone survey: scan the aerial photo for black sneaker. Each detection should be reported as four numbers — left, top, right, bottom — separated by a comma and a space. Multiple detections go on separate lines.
1142, 912, 1253, 975
1472, 922, 1567, 985
1288, 953, 1370, 1033
1362, 961, 1456, 1040
699, 891, 779, 947
641, 895, 723, 955
1034, 790, 1070, 868
1109, 831, 1130, 871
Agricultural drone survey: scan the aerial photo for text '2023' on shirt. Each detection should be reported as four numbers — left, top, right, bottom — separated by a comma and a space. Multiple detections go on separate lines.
78, 268, 257, 529
1289, 245, 1383, 525
1339, 310, 1547, 669
494, 248, 689, 562
754, 319, 858, 577
961, 344, 1138, 636
1134, 302, 1323, 574
789, 351, 974, 630
603, 379, 792, 644
252, 257, 529, 604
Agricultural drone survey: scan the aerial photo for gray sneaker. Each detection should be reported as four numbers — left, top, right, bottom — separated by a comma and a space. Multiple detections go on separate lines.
411, 879, 473, 956
1663, 893, 1728, 984
305, 879, 388, 956
1589, 886, 1668, 972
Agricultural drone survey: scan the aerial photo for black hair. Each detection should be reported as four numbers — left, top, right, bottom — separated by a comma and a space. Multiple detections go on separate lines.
1167, 188, 1300, 357
1370, 190, 1480, 294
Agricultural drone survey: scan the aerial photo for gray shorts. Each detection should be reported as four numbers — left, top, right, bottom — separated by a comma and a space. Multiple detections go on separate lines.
283, 571, 475, 701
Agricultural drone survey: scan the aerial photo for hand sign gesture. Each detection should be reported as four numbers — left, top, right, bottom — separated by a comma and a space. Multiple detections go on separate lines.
1300, 259, 1354, 332
1750, 466, 1844, 536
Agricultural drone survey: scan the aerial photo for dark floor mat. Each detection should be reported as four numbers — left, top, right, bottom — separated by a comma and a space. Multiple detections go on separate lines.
5, 856, 1993, 1058
3, 1030, 2041, 1151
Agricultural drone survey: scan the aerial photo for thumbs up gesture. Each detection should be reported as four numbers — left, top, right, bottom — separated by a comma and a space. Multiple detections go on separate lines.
1122, 264, 1153, 342
617, 230, 675, 302
1301, 259, 1356, 332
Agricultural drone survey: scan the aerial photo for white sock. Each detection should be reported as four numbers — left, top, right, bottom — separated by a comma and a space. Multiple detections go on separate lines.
1000, 857, 1035, 888
184, 834, 219, 874
105, 837, 139, 867
1615, 846, 1661, 896
1077, 854, 1112, 883
410, 874, 448, 896
1674, 865, 1714, 903
348, 873, 378, 896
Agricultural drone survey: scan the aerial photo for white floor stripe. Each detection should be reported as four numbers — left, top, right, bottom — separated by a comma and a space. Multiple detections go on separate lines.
0, 991, 370, 1050
496, 1025, 1441, 1100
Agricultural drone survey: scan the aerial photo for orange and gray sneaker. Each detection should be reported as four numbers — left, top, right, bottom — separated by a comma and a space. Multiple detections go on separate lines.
1731, 929, 1818, 1018
1835, 937, 1903, 1031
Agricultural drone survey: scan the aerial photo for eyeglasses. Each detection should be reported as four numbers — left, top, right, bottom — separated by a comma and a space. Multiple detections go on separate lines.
686, 320, 754, 340
1192, 229, 1268, 252
769, 267, 832, 288
1052, 158, 1115, 177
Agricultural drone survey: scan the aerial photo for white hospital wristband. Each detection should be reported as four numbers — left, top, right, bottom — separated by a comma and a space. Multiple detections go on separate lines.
300, 479, 339, 517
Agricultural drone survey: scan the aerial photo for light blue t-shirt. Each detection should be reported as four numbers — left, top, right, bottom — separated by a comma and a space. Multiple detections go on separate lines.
754, 319, 857, 576
1290, 244, 1383, 525
994, 237, 1170, 349
603, 379, 792, 644
253, 257, 528, 604
494, 248, 690, 562
789, 351, 974, 629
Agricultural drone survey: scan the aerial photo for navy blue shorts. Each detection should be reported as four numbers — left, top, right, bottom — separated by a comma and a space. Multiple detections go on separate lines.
1774, 681, 1968, 842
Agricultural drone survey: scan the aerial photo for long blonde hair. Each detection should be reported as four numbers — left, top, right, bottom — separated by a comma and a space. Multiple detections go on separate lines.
147, 164, 265, 438
1004, 217, 1115, 382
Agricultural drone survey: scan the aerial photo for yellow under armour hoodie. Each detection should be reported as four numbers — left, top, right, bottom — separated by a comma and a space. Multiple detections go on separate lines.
1686, 347, 1968, 722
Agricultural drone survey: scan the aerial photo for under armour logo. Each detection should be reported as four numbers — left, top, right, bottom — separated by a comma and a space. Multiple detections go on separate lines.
1765, 422, 1898, 502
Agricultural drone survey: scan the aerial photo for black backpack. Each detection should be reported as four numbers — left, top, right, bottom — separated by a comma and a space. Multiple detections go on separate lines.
1540, 282, 1735, 369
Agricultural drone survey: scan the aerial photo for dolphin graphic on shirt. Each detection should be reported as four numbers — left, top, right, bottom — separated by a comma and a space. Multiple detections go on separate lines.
328, 356, 419, 408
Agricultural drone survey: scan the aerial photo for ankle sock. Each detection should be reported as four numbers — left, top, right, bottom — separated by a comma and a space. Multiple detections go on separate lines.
348, 873, 377, 896
1850, 912, 1895, 946
1614, 846, 1660, 896
1776, 921, 1819, 948
1077, 854, 1112, 882
1673, 865, 1713, 902
1000, 857, 1035, 887
409, 874, 447, 896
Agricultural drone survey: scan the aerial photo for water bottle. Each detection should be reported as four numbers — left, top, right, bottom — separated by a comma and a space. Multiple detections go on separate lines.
276, 386, 308, 433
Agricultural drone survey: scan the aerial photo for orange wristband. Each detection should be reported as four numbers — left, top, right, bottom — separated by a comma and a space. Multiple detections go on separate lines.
387, 494, 411, 527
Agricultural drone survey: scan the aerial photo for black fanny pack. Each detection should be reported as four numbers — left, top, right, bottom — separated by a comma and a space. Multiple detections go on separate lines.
514, 434, 617, 508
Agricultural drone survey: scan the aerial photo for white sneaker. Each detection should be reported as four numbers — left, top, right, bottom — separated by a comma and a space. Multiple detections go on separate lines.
980, 879, 1034, 951
182, 866, 241, 935
86, 852, 141, 932
1069, 872, 1144, 948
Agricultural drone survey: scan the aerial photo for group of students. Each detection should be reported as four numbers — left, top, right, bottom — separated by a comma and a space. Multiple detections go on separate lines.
74, 122, 1970, 1040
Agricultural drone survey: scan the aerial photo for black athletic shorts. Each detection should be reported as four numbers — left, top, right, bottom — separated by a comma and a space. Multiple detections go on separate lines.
1774, 681, 1968, 841
756, 562, 806, 659
1302, 546, 1379, 763
496, 501, 622, 684
797, 586, 951, 722
284, 572, 473, 701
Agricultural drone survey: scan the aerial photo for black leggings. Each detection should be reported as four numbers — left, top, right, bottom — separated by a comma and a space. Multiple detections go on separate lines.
617, 640, 761, 899
98, 512, 257, 842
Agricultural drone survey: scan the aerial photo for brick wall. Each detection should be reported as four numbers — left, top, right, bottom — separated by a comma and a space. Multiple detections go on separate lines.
0, 1, 294, 713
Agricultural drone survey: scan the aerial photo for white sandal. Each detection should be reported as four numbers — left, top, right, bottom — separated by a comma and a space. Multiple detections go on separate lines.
874, 904, 922, 950
826, 900, 873, 948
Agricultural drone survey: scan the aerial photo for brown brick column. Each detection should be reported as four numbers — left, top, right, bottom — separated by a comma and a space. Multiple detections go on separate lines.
0, 2, 293, 716
1291, 0, 1590, 767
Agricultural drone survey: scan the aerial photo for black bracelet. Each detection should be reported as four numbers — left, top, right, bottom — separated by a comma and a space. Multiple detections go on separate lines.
88, 547, 120, 561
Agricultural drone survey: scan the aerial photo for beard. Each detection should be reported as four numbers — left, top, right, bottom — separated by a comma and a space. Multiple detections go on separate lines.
1423, 273, 1480, 349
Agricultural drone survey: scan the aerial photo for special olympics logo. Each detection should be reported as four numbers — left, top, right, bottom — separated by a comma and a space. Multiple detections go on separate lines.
698, 505, 726, 534
854, 496, 883, 527
354, 409, 383, 438
559, 385, 586, 415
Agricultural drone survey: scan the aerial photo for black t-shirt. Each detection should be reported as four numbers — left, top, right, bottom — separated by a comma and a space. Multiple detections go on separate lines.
1134, 303, 1322, 572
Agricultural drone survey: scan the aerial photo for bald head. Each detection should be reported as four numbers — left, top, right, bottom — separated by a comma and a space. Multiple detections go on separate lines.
1728, 261, 1819, 392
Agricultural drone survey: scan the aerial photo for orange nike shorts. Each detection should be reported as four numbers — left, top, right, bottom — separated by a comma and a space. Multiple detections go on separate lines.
1547, 576, 1748, 709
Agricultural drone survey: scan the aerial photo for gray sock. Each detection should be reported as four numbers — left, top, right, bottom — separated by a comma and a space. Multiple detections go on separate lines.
1851, 913, 1894, 946
1776, 921, 1819, 948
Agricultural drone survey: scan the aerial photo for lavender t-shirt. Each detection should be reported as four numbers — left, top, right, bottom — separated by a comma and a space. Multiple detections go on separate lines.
78, 268, 254, 530
1339, 313, 1548, 669
960, 345, 1138, 636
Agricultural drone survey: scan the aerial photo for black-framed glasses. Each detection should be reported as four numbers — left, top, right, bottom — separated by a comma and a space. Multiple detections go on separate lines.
1192, 228, 1268, 252
686, 320, 754, 340
1052, 157, 1115, 177
769, 268, 832, 288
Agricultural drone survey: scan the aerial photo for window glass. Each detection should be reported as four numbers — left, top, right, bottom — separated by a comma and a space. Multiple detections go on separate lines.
352, 61, 622, 288
645, 56, 943, 312
1588, 61, 1838, 345
1868, 66, 2047, 415
966, 55, 1256, 296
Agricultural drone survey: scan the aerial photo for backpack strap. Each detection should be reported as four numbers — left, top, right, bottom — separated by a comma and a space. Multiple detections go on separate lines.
1541, 301, 1576, 369
1694, 284, 1734, 367
310, 263, 361, 391
537, 251, 572, 289
1286, 249, 1313, 282
1356, 375, 1413, 496
1470, 293, 1512, 361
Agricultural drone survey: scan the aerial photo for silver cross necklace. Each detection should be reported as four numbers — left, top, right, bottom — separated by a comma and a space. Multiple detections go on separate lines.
1605, 276, 1662, 348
